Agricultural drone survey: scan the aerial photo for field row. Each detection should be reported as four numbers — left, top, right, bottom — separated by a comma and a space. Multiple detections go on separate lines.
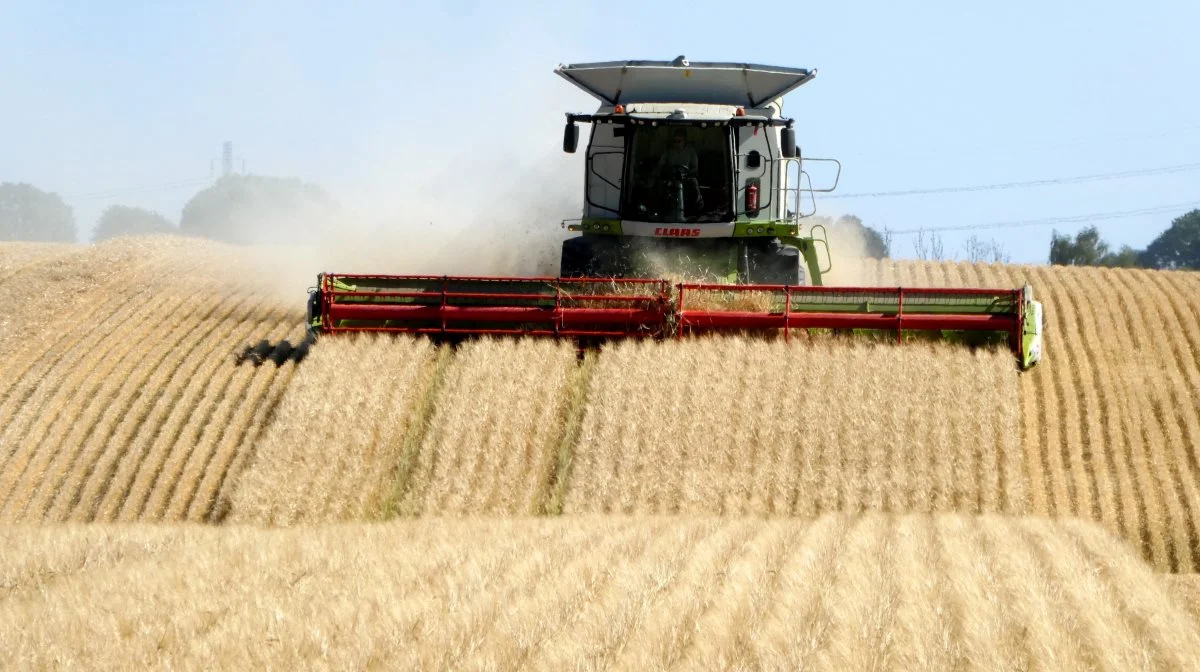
238, 257, 1200, 572
3, 239, 1200, 575
0, 238, 302, 523
233, 334, 1023, 524
564, 336, 1023, 516
1, 514, 1194, 670
866, 258, 1200, 572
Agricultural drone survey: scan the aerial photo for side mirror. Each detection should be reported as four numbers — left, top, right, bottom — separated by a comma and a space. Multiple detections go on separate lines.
563, 122, 579, 153
781, 127, 797, 157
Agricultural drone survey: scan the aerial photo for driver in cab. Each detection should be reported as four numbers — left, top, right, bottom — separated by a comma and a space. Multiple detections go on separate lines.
657, 129, 699, 175
656, 128, 703, 212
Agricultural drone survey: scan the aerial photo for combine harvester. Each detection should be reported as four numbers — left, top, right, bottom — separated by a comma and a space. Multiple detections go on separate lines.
305, 58, 1044, 368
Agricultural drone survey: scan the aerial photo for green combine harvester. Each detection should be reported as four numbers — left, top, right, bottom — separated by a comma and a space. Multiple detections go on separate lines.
304, 58, 1044, 369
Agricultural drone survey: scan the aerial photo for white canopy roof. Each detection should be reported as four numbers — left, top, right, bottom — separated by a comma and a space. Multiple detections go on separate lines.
555, 58, 816, 107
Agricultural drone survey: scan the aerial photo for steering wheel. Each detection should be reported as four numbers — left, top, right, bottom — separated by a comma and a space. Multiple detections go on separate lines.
655, 164, 704, 217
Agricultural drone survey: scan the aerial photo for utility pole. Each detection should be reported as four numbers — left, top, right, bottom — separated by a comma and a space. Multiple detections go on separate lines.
210, 142, 246, 179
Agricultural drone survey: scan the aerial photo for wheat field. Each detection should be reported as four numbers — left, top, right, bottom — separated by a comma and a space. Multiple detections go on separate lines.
228, 334, 436, 524
3, 236, 1200, 666
226, 261, 1200, 572
563, 337, 1023, 516
0, 237, 302, 524
394, 338, 579, 516
865, 259, 1200, 572
2, 514, 1197, 671
1, 238, 1199, 574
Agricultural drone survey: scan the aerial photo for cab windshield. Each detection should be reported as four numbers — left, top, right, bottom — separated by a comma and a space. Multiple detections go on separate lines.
621, 124, 732, 223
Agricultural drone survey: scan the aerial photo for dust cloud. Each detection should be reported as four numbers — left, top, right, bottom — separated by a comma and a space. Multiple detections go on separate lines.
246, 161, 580, 301
810, 216, 885, 286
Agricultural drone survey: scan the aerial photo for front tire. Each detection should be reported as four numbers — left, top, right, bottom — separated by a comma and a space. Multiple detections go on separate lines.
745, 240, 802, 285
560, 235, 633, 278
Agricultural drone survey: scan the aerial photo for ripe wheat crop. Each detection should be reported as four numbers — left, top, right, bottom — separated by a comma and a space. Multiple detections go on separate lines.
1170, 574, 1200, 625
0, 242, 77, 291
229, 333, 437, 524
396, 337, 578, 516
234, 337, 580, 522
4, 236, 1200, 666
1, 238, 1200, 576
563, 336, 1024, 516
0, 237, 301, 523
0, 514, 1195, 670
866, 258, 1200, 572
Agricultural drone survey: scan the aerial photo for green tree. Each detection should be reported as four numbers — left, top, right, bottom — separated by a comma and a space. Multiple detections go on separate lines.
1049, 226, 1144, 268
92, 205, 176, 243
1050, 226, 1109, 266
1103, 245, 1142, 268
826, 214, 890, 258
0, 182, 77, 242
1141, 209, 1200, 270
180, 175, 338, 245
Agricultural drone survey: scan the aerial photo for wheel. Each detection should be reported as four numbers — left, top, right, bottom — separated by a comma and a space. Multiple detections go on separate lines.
745, 240, 802, 285
560, 235, 599, 277
560, 235, 635, 278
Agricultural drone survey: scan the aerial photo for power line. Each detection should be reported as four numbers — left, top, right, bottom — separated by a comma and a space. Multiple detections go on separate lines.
68, 176, 214, 201
825, 161, 1200, 200
69, 144, 249, 202
883, 200, 1200, 236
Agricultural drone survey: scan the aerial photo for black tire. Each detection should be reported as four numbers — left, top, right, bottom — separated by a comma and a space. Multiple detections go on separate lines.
306, 289, 321, 330
745, 240, 802, 285
560, 235, 595, 277
561, 235, 633, 278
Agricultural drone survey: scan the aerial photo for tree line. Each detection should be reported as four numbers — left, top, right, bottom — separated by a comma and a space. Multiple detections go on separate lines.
0, 176, 337, 245
2, 178, 892, 255
2, 178, 1195, 271
1048, 210, 1200, 270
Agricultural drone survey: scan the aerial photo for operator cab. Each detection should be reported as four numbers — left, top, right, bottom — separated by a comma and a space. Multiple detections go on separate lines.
558, 59, 815, 231
569, 106, 793, 228
623, 122, 732, 223
555, 58, 838, 283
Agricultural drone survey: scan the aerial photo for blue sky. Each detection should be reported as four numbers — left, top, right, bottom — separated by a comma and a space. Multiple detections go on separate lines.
1, 1, 1197, 263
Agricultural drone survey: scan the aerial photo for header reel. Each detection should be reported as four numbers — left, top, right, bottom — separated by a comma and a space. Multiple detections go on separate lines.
307, 273, 1043, 369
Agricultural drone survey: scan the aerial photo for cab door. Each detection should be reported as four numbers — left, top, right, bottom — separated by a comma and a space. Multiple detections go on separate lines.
735, 123, 773, 220
584, 123, 624, 218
